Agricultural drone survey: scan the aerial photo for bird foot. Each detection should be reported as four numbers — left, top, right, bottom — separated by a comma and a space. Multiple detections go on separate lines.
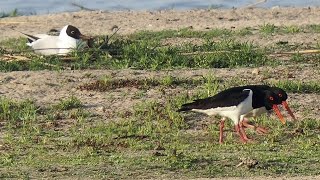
242, 120, 268, 135
255, 126, 268, 134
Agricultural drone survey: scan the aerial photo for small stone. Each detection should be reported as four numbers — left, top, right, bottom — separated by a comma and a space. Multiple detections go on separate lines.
2, 76, 15, 83
97, 106, 106, 113
110, 25, 119, 31
252, 68, 260, 75
236, 157, 259, 168
287, 73, 295, 78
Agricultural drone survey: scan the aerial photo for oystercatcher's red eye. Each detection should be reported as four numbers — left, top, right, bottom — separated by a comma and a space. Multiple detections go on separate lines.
269, 96, 274, 101
278, 93, 282, 97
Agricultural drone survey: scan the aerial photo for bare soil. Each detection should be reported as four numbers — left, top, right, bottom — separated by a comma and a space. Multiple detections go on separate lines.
1, 7, 320, 41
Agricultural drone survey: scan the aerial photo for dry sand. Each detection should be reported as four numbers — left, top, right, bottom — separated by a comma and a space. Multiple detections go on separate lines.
1, 7, 320, 41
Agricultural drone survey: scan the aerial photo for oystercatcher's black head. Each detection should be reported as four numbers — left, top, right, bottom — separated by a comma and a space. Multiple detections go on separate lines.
262, 90, 282, 110
269, 87, 296, 121
256, 89, 285, 124
270, 87, 288, 102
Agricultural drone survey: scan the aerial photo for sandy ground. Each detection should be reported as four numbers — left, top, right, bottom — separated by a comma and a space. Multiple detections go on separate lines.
1, 7, 320, 41
0, 8, 320, 179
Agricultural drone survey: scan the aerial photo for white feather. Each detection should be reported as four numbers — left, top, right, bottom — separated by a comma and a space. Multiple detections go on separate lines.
26, 25, 83, 56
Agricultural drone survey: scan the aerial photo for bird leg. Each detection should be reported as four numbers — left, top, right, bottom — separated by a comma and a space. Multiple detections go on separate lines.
219, 118, 225, 144
242, 118, 268, 134
239, 121, 252, 142
234, 124, 247, 143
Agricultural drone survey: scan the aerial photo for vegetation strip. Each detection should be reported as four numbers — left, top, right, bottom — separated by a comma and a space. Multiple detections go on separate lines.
1, 25, 320, 71
77, 75, 320, 94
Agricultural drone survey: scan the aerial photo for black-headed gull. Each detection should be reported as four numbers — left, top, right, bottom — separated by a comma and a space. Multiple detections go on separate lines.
21, 25, 91, 55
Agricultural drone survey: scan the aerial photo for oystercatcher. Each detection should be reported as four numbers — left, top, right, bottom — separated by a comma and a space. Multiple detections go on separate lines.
178, 86, 285, 143
21, 25, 91, 55
240, 85, 296, 134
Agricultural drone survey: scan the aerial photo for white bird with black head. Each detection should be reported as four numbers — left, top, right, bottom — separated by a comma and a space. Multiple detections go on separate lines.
21, 25, 91, 55
178, 86, 285, 144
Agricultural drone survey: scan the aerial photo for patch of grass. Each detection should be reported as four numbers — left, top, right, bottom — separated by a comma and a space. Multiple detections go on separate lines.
260, 25, 303, 35
0, 37, 31, 53
306, 24, 320, 33
0, 9, 19, 18
78, 75, 320, 95
269, 80, 320, 94
0, 98, 38, 130
54, 96, 83, 110
290, 53, 307, 63
259, 23, 277, 35
77, 75, 220, 91
130, 28, 233, 41
181, 39, 270, 68
236, 27, 254, 36
282, 25, 301, 34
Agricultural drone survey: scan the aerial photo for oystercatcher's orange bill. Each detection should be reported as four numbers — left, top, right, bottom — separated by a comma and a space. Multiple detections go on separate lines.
282, 101, 297, 121
272, 104, 286, 124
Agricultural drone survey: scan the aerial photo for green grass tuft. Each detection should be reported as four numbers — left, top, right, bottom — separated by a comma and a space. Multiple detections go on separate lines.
259, 23, 277, 35
55, 96, 83, 110
270, 80, 320, 94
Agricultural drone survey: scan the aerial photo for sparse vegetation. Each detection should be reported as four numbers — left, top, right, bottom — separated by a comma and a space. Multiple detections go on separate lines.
77, 75, 222, 91
270, 80, 320, 94
0, 91, 319, 178
2, 24, 320, 72
0, 9, 20, 18
0, 36, 272, 71
259, 23, 277, 35
282, 25, 301, 34
55, 96, 83, 110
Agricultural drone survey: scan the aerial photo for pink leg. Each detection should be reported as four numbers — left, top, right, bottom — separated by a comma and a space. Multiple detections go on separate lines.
240, 121, 252, 142
219, 118, 225, 144
234, 124, 247, 143
242, 118, 268, 134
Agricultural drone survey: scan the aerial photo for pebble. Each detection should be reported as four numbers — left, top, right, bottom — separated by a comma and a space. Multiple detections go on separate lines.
252, 68, 260, 75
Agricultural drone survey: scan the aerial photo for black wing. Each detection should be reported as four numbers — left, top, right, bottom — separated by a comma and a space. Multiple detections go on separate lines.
178, 88, 251, 111
19, 31, 40, 43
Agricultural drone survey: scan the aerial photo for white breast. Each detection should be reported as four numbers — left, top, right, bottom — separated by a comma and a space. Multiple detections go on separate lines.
29, 35, 79, 55
242, 107, 268, 119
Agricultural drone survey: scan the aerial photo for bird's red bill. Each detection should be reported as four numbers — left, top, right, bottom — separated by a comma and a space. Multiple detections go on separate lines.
272, 104, 286, 124
282, 101, 297, 121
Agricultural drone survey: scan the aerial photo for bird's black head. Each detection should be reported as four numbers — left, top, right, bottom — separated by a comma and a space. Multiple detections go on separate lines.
262, 90, 286, 124
66, 25, 82, 39
269, 86, 296, 121
262, 90, 282, 110
269, 87, 288, 102
65, 25, 91, 40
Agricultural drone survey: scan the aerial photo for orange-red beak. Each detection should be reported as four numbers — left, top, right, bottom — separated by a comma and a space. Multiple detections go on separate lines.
282, 101, 297, 121
272, 104, 286, 124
